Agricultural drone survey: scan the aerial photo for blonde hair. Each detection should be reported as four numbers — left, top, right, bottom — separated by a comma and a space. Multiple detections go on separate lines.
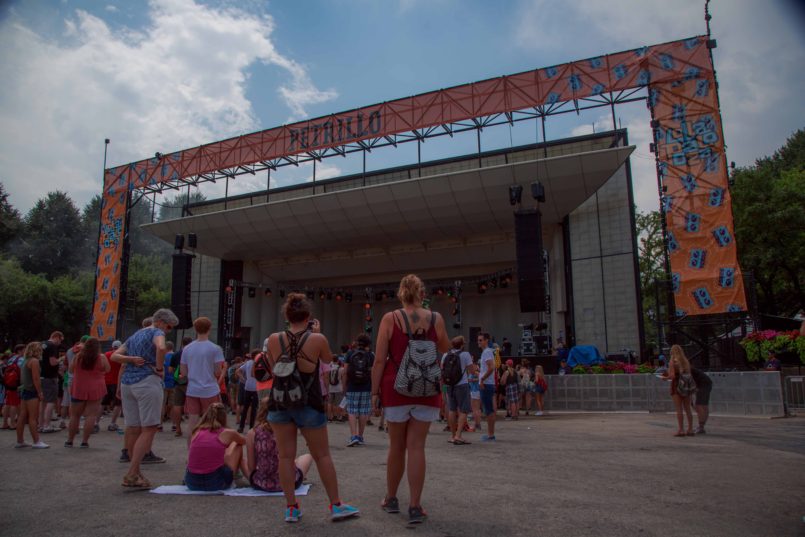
397, 274, 424, 306
192, 402, 228, 435
535, 365, 545, 379
255, 398, 272, 431
24, 341, 42, 361
669, 345, 691, 374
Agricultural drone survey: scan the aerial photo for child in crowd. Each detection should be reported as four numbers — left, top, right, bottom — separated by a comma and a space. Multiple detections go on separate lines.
246, 399, 313, 493
185, 402, 247, 491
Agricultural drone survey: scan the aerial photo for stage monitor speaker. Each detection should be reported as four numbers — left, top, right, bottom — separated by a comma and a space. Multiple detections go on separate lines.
171, 253, 194, 329
514, 209, 546, 312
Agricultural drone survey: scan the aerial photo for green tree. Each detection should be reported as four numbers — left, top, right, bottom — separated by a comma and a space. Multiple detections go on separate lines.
17, 191, 85, 279
732, 129, 805, 316
0, 257, 52, 344
635, 209, 669, 352
125, 253, 171, 325
0, 182, 22, 251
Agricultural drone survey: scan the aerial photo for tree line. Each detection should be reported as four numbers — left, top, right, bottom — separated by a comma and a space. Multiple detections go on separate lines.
0, 187, 202, 348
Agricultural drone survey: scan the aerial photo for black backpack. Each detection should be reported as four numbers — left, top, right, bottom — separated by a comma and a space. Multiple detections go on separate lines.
253, 352, 272, 383
441, 349, 464, 386
268, 331, 312, 409
347, 349, 372, 385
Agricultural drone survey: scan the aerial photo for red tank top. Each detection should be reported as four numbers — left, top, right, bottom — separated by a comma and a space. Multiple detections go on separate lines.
380, 310, 441, 409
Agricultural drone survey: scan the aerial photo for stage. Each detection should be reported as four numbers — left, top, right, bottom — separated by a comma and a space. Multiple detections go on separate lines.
142, 130, 643, 358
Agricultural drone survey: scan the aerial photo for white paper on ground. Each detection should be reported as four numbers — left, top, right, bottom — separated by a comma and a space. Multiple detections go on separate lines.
150, 484, 311, 496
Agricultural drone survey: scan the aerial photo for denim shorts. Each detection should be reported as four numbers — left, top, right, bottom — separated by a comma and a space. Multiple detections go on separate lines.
480, 384, 496, 416
268, 405, 327, 429
185, 465, 234, 491
20, 389, 39, 401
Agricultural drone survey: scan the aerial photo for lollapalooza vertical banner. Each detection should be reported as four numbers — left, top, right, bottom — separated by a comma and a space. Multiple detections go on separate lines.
649, 40, 747, 315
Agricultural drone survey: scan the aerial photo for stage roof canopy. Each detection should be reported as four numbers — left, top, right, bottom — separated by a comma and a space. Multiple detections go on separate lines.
143, 145, 634, 283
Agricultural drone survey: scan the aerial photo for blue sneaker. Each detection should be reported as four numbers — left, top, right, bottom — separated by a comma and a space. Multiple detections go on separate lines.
481, 435, 496, 442
347, 436, 360, 447
357, 435, 365, 445
284, 505, 302, 523
330, 503, 360, 521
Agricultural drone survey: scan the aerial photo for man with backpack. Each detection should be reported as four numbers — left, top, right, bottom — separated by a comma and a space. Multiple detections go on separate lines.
441, 336, 474, 445
343, 334, 373, 446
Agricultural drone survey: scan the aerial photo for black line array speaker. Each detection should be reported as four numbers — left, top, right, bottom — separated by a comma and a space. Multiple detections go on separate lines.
514, 209, 546, 312
171, 253, 194, 329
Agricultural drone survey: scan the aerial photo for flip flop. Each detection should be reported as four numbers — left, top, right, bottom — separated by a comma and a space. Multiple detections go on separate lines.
673, 432, 686, 437
453, 439, 471, 445
686, 431, 695, 436
121, 474, 152, 489
446, 439, 455, 444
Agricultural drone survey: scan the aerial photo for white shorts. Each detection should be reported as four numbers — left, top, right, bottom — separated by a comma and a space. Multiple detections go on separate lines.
384, 404, 440, 423
470, 391, 480, 400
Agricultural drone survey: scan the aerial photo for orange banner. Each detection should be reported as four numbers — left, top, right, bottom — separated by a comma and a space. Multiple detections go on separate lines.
91, 35, 746, 339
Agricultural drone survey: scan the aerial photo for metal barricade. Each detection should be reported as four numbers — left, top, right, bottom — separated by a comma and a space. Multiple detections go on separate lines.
783, 376, 805, 416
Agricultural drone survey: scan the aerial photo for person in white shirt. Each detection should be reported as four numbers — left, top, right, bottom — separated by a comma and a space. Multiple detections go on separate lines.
180, 317, 226, 444
477, 332, 497, 441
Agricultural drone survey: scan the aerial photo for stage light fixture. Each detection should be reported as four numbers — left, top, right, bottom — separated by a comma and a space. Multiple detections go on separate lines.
335, 292, 343, 301
450, 295, 458, 303
477, 281, 487, 294
264, 288, 272, 297
509, 185, 523, 206
363, 302, 371, 310
365, 315, 372, 322
530, 181, 545, 202
345, 293, 353, 303
319, 290, 326, 300
365, 325, 373, 334
306, 291, 315, 300
225, 286, 233, 294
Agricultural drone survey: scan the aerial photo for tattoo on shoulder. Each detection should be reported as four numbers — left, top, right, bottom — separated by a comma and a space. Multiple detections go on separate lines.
411, 311, 420, 324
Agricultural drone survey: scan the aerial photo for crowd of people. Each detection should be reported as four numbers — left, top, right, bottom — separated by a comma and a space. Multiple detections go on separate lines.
4, 272, 776, 526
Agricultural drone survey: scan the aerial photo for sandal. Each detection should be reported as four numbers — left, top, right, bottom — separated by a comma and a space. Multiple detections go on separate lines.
453, 438, 471, 445
674, 432, 686, 437
122, 474, 152, 488
446, 438, 455, 444
686, 431, 695, 436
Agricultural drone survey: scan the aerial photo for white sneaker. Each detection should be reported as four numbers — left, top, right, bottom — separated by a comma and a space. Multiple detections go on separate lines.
32, 441, 50, 449
536, 411, 544, 416
14, 442, 31, 448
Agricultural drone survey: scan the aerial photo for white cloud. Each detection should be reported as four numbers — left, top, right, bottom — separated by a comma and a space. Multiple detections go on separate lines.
0, 0, 337, 211
105, 5, 118, 12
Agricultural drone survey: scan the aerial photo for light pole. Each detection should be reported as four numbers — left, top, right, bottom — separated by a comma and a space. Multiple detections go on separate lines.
89, 138, 110, 340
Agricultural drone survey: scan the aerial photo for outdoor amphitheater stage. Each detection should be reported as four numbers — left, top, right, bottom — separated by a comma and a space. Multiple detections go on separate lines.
142, 130, 644, 358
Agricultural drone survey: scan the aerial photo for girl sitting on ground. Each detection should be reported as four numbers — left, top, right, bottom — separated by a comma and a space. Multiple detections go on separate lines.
185, 402, 247, 491
246, 398, 313, 493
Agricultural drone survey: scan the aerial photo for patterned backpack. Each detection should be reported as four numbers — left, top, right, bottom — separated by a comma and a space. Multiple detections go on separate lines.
269, 331, 312, 409
393, 310, 441, 397
676, 371, 697, 397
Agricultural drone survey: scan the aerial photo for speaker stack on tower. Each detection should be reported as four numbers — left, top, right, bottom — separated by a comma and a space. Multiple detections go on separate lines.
171, 233, 195, 329
514, 209, 547, 313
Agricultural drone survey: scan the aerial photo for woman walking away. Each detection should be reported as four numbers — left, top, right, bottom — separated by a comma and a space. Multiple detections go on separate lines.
501, 360, 520, 420
664, 345, 696, 437
371, 274, 450, 525
532, 365, 548, 416
518, 360, 533, 415
185, 402, 246, 491
237, 350, 259, 433
15, 342, 49, 449
112, 308, 178, 488
265, 293, 359, 523
246, 398, 313, 493
66, 338, 110, 448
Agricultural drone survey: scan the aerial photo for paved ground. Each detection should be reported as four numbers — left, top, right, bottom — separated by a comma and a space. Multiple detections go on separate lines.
3, 411, 804, 537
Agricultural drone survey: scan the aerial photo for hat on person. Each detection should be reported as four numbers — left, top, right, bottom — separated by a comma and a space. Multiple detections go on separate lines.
505, 359, 514, 366
112, 340, 122, 349
80, 335, 91, 343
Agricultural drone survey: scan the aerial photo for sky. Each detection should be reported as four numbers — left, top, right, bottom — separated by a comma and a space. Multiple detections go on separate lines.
1, 0, 803, 215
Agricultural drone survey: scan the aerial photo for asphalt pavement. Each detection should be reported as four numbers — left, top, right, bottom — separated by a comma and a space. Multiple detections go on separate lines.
2, 411, 804, 537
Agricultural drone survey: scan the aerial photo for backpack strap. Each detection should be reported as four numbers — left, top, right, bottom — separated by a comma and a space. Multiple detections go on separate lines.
279, 332, 289, 357
429, 311, 436, 330
399, 309, 414, 339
